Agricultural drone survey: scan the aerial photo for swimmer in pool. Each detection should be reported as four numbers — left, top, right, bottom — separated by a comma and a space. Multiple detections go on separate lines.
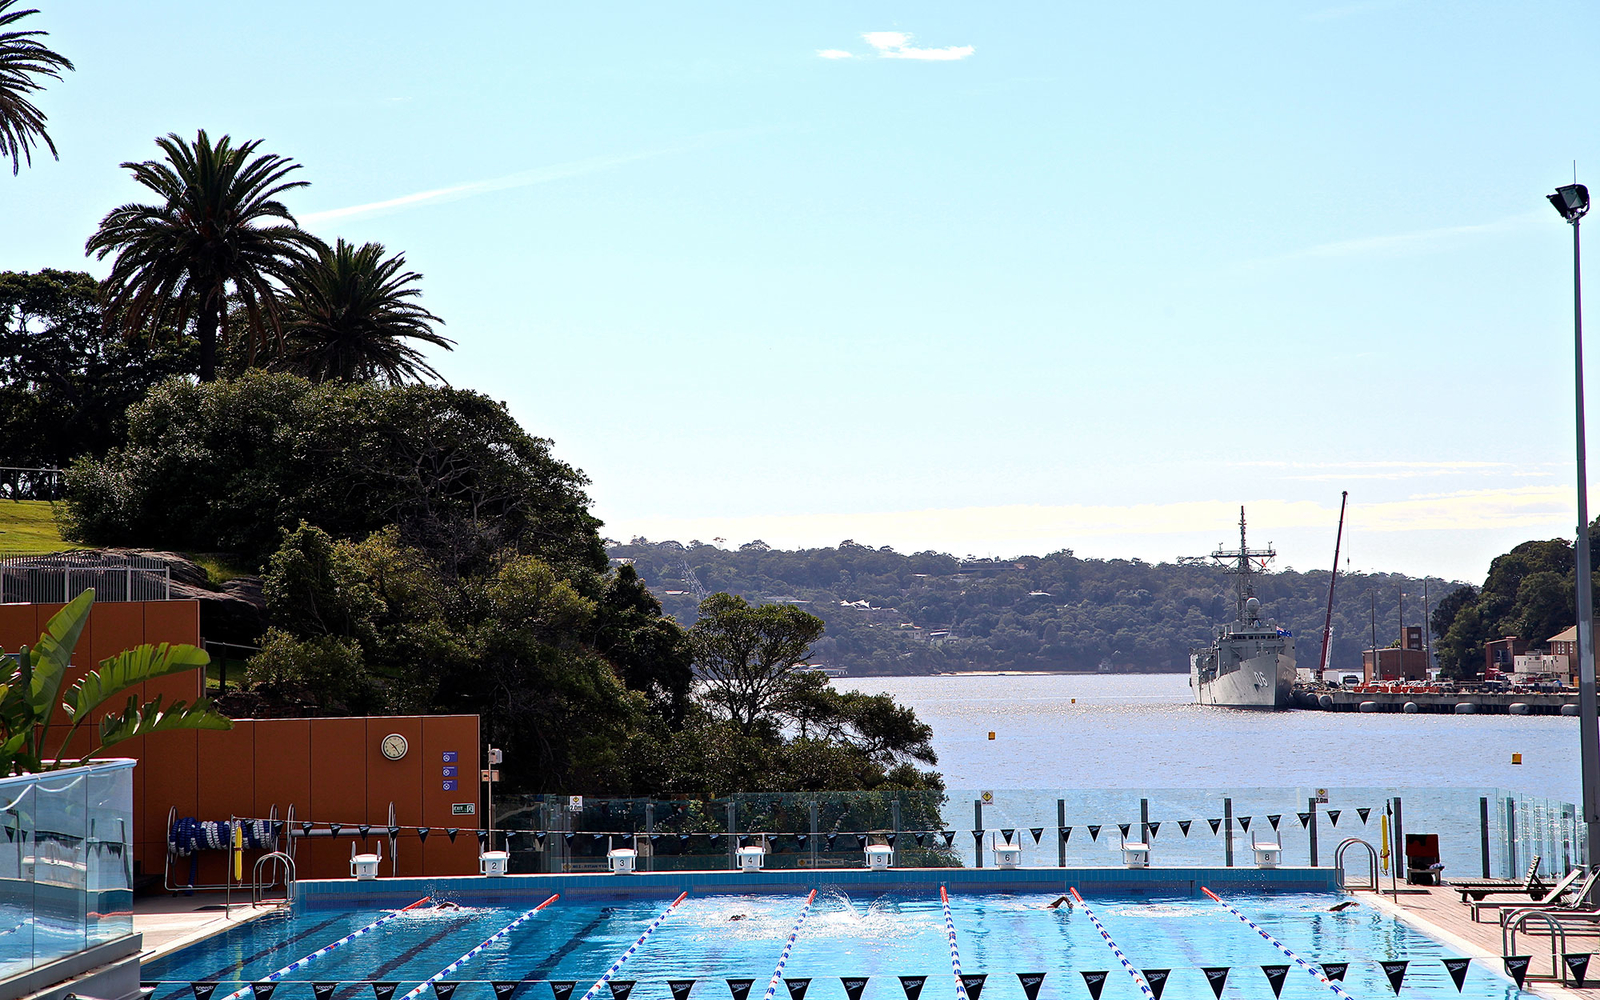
433, 900, 463, 911
728, 913, 747, 921
1046, 895, 1073, 910
1329, 901, 1358, 912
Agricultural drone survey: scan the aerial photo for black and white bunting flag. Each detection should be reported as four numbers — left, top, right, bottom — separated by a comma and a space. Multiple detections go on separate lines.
608, 981, 635, 1000
313, 984, 338, 1000
680, 835, 691, 844
493, 983, 522, 1000
1380, 961, 1409, 994
915, 833, 927, 847
1142, 970, 1170, 1000
1179, 820, 1192, 836
374, 985, 400, 1000
1147, 822, 1161, 838
1503, 957, 1531, 988
738, 835, 752, 847
1238, 817, 1252, 832
786, 979, 811, 1000
1201, 968, 1230, 999
1208, 818, 1222, 835
1320, 963, 1348, 982
417, 827, 431, 842
1031, 828, 1044, 844
479, 832, 489, 848
1566, 953, 1591, 988
943, 831, 957, 847
1002, 828, 1015, 844
1267, 815, 1281, 830
961, 974, 987, 1000
972, 831, 984, 846
899, 976, 927, 1000
856, 834, 868, 848
255, 983, 279, 1000
330, 824, 342, 837
669, 982, 696, 1000
1357, 807, 1371, 824
192, 985, 217, 1000
433, 984, 458, 1000
727, 980, 755, 1000
1327, 810, 1341, 826
1062, 827, 1073, 843
886, 833, 897, 847
1088, 825, 1102, 842
1117, 823, 1131, 839
1080, 971, 1109, 1000
1442, 958, 1471, 992
1261, 965, 1289, 998
796, 834, 809, 847
1297, 812, 1313, 828
301, 822, 313, 836
1016, 973, 1046, 1000
451, 829, 463, 843
841, 978, 870, 1000
827, 834, 839, 849
359, 823, 371, 838
551, 983, 576, 1000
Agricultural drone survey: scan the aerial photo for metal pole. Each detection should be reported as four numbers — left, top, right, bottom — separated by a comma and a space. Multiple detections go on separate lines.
974, 799, 984, 868
1480, 796, 1491, 877
1568, 211, 1600, 888
645, 803, 654, 874
1307, 797, 1319, 867
1393, 797, 1405, 883
891, 799, 901, 869
1223, 797, 1234, 867
1507, 796, 1518, 877
727, 799, 736, 871
1057, 799, 1067, 868
809, 800, 818, 870
1317, 490, 1349, 684
1140, 798, 1149, 844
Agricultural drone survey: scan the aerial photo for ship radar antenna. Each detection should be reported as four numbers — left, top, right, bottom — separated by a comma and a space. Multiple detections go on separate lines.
1187, 505, 1278, 623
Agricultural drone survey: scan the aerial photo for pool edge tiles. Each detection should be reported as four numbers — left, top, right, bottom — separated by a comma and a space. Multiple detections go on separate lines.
294, 865, 1342, 909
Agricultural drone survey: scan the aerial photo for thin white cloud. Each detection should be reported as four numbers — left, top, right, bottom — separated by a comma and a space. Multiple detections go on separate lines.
861, 30, 974, 61
817, 49, 854, 59
1245, 211, 1543, 267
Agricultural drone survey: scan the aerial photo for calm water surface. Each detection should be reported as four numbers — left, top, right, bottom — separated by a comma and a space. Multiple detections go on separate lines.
841, 673, 1580, 801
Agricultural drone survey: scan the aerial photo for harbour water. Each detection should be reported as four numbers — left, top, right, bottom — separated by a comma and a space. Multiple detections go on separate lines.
842, 673, 1580, 802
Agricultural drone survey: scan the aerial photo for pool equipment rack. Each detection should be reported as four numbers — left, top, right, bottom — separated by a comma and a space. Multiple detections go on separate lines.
577, 891, 690, 1000
213, 895, 432, 1000
397, 894, 559, 1000
1068, 888, 1157, 1000
759, 890, 818, 1000
1201, 887, 1358, 1000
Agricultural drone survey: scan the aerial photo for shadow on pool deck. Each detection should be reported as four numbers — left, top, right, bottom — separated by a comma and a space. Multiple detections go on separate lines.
135, 892, 278, 963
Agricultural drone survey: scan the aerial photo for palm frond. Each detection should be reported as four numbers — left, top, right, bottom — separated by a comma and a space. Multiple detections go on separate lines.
0, 0, 74, 174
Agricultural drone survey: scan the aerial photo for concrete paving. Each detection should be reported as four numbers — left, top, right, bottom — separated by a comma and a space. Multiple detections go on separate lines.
134, 892, 279, 963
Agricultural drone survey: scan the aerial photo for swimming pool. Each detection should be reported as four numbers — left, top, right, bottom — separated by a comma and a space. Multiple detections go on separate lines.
142, 889, 1520, 1000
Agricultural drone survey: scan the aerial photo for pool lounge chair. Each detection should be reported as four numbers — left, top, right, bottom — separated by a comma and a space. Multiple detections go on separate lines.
1496, 867, 1600, 927
1472, 866, 1591, 923
1447, 855, 1543, 902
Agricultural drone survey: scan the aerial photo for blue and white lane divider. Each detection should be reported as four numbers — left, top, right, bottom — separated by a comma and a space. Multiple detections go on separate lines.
939, 887, 973, 1000
221, 896, 433, 1000
760, 890, 819, 1000
1069, 889, 1157, 1000
577, 891, 691, 1000
1202, 888, 1358, 1000
397, 895, 560, 1000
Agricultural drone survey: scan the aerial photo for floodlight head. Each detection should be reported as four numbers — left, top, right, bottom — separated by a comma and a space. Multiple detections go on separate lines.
1549, 183, 1591, 223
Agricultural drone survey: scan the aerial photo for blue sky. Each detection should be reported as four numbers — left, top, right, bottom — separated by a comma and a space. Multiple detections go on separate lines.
5, 1, 1598, 582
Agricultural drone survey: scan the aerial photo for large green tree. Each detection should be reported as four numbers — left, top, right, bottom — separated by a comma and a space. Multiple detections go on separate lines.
281, 238, 454, 384
0, 0, 72, 175
690, 592, 826, 731
86, 130, 321, 381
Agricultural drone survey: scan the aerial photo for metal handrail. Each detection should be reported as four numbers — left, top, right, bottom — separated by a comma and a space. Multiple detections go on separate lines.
252, 851, 295, 907
1504, 909, 1571, 983
1334, 837, 1380, 890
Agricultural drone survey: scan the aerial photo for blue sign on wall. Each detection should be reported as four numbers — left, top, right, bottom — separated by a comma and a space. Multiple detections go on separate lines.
442, 751, 458, 763
442, 766, 457, 777
442, 780, 458, 791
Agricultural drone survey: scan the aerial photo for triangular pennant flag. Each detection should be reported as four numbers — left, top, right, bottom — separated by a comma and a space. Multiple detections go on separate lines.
827, 834, 839, 848
1267, 815, 1281, 831
1001, 828, 1016, 844
886, 833, 897, 847
1297, 812, 1313, 828
1320, 963, 1348, 982
417, 827, 431, 842
434, 984, 458, 1000
480, 832, 490, 848
1503, 957, 1531, 988
1088, 825, 1101, 842
972, 830, 984, 845
450, 828, 462, 842
359, 823, 371, 838
1238, 816, 1252, 832
193, 985, 217, 1000
915, 833, 927, 847
374, 985, 399, 1000
1358, 807, 1372, 824
727, 981, 754, 1000
536, 832, 548, 845
1442, 959, 1471, 992
388, 825, 400, 837
301, 822, 313, 836
1147, 822, 1161, 838
1016, 974, 1046, 1000
1207, 818, 1221, 835
856, 834, 868, 848
841, 979, 870, 1000
314, 985, 338, 1000
255, 983, 278, 1000
1030, 828, 1044, 844
1566, 954, 1591, 988
943, 831, 957, 847
1143, 970, 1169, 1000
796, 834, 809, 846
609, 982, 635, 1000
1080, 972, 1108, 1000
1201, 968, 1230, 1000
494, 983, 523, 1000
649, 834, 662, 843
708, 833, 721, 842
738, 835, 752, 847
1062, 827, 1073, 843
551, 984, 576, 1000
679, 834, 690, 843
961, 974, 986, 1000
785, 979, 811, 1000
1179, 820, 1192, 836
330, 823, 342, 837
899, 977, 927, 1000
1381, 961, 1409, 994
1327, 810, 1341, 827
1117, 823, 1131, 839
1261, 966, 1289, 998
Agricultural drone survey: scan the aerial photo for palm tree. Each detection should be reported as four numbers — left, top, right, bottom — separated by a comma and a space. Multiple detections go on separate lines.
0, 0, 74, 175
281, 238, 454, 383
85, 130, 321, 381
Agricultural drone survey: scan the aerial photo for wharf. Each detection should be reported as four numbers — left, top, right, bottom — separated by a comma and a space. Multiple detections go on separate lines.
1295, 689, 1578, 715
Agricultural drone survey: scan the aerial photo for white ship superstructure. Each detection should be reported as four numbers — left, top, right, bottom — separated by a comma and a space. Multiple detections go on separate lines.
1189, 508, 1296, 709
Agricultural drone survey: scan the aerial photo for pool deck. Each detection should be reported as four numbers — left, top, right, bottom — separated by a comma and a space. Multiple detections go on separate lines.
133, 893, 278, 962
1361, 884, 1600, 1000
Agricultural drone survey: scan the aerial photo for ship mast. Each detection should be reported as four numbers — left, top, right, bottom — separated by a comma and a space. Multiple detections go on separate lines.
1208, 506, 1277, 623
1316, 491, 1349, 683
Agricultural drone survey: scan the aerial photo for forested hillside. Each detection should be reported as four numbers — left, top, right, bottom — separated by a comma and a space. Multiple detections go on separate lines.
609, 540, 1464, 676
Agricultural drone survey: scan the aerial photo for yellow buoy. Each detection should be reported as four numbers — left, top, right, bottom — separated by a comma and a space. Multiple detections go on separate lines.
1512, 753, 1523, 765
1379, 813, 1390, 874
988, 731, 996, 741
233, 823, 243, 880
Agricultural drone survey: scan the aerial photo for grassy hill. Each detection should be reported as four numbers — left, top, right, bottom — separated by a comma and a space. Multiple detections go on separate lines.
0, 500, 81, 555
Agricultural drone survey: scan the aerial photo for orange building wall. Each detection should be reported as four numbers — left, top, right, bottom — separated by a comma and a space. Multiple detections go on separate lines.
2, 601, 482, 881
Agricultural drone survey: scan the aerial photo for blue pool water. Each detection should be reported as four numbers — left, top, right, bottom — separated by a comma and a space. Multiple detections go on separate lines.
142, 891, 1520, 1000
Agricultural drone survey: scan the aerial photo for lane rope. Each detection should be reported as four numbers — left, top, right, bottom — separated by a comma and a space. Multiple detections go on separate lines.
578, 892, 691, 1000
1069, 889, 1156, 1000
1201, 887, 1358, 1000
396, 895, 559, 1000
759, 890, 819, 1000
219, 896, 433, 1000
939, 886, 973, 1000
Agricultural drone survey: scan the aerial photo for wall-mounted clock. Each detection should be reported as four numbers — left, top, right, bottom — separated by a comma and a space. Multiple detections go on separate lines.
381, 733, 409, 760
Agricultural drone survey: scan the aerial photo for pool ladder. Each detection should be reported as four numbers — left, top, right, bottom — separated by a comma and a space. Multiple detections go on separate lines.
1334, 837, 1380, 891
252, 851, 296, 908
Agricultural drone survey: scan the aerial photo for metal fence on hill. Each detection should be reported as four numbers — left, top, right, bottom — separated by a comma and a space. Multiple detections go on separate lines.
0, 552, 171, 604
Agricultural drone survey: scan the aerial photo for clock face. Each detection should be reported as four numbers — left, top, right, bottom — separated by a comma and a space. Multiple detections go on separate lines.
381, 734, 409, 760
